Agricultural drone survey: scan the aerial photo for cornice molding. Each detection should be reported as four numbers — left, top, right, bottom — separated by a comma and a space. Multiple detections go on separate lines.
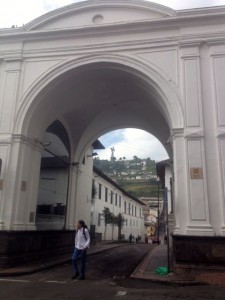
171, 128, 184, 139
184, 129, 204, 139
12, 134, 43, 151
217, 129, 225, 138
3, 56, 23, 62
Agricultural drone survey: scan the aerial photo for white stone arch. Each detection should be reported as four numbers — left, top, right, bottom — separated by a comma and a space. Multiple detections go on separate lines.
15, 53, 184, 141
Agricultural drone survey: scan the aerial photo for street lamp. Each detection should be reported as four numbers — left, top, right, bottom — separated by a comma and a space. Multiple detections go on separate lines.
164, 187, 170, 273
157, 177, 160, 246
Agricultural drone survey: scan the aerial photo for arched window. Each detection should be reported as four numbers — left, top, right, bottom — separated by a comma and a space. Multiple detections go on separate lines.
35, 121, 70, 230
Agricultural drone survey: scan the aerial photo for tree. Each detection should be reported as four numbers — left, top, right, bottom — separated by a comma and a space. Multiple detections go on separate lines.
114, 213, 126, 240
102, 207, 114, 240
102, 208, 126, 241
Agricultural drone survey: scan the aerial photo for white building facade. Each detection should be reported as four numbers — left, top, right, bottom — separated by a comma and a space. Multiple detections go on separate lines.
93, 167, 145, 241
0, 0, 225, 272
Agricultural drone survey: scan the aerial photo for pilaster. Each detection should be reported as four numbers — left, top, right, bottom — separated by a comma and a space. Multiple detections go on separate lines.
0, 57, 22, 133
171, 128, 187, 235
0, 134, 42, 230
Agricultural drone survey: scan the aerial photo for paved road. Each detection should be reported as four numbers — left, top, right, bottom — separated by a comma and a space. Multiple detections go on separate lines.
0, 244, 225, 300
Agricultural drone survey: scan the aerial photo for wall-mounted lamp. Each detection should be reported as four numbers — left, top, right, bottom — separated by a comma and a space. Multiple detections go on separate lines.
87, 152, 98, 158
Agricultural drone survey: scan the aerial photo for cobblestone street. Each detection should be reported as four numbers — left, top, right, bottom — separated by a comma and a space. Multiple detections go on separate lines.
1, 244, 225, 300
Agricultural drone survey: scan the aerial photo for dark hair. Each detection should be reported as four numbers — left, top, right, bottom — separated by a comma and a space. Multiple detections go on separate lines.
78, 220, 86, 228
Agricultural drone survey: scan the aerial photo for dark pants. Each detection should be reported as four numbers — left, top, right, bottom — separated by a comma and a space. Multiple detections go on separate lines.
72, 248, 87, 278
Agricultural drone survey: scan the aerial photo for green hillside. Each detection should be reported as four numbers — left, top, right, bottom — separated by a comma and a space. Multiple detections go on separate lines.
94, 156, 158, 198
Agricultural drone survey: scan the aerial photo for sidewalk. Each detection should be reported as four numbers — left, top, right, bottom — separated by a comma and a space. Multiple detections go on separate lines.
131, 243, 225, 286
131, 243, 197, 286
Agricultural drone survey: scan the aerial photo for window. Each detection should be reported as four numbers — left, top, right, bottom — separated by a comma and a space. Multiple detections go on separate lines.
105, 187, 108, 202
98, 213, 101, 226
128, 203, 131, 215
124, 201, 127, 214
135, 206, 137, 217
115, 194, 118, 206
98, 184, 102, 199
119, 196, 121, 208
132, 205, 133, 216
110, 191, 113, 204
130, 219, 132, 226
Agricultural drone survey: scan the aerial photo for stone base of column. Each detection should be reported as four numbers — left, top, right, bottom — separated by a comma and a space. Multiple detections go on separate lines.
0, 230, 74, 269
172, 235, 225, 274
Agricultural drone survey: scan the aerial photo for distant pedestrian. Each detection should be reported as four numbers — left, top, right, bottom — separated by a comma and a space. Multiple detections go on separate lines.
72, 220, 90, 280
164, 235, 167, 244
129, 233, 132, 243
137, 235, 141, 243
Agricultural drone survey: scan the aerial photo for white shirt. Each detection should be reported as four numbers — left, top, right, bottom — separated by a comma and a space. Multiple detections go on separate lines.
75, 228, 90, 250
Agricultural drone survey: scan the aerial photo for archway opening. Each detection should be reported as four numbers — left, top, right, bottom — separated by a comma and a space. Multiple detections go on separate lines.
82, 127, 171, 243
18, 60, 181, 236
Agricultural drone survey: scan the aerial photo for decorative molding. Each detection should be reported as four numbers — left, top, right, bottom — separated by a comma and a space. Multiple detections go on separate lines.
12, 134, 43, 151
3, 56, 23, 63
184, 129, 204, 139
186, 224, 214, 236
217, 129, 225, 138
170, 128, 184, 139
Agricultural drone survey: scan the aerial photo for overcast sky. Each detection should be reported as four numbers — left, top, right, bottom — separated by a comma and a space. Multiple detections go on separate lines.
1, 0, 225, 161
98, 129, 169, 162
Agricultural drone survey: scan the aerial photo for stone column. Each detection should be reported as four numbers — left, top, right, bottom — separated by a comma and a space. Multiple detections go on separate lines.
0, 135, 42, 230
199, 42, 224, 235
65, 165, 81, 230
177, 43, 213, 236
171, 128, 188, 235
0, 56, 23, 230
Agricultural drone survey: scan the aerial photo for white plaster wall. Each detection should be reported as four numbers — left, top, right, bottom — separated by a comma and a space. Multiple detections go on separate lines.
92, 172, 145, 241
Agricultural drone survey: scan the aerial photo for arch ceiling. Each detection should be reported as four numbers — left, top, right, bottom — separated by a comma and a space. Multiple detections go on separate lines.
23, 0, 176, 31
25, 61, 175, 159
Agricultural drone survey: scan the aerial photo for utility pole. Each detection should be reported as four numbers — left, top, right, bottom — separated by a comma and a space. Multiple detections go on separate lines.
157, 181, 160, 245
164, 188, 170, 273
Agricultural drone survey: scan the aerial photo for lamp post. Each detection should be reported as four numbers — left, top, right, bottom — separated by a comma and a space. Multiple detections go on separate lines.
164, 187, 170, 273
157, 177, 160, 245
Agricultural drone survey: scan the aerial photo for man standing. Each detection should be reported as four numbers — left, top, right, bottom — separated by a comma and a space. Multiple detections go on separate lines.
72, 220, 90, 280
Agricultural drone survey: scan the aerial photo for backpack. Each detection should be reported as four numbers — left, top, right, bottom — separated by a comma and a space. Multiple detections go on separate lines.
75, 225, 90, 241
82, 226, 90, 241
